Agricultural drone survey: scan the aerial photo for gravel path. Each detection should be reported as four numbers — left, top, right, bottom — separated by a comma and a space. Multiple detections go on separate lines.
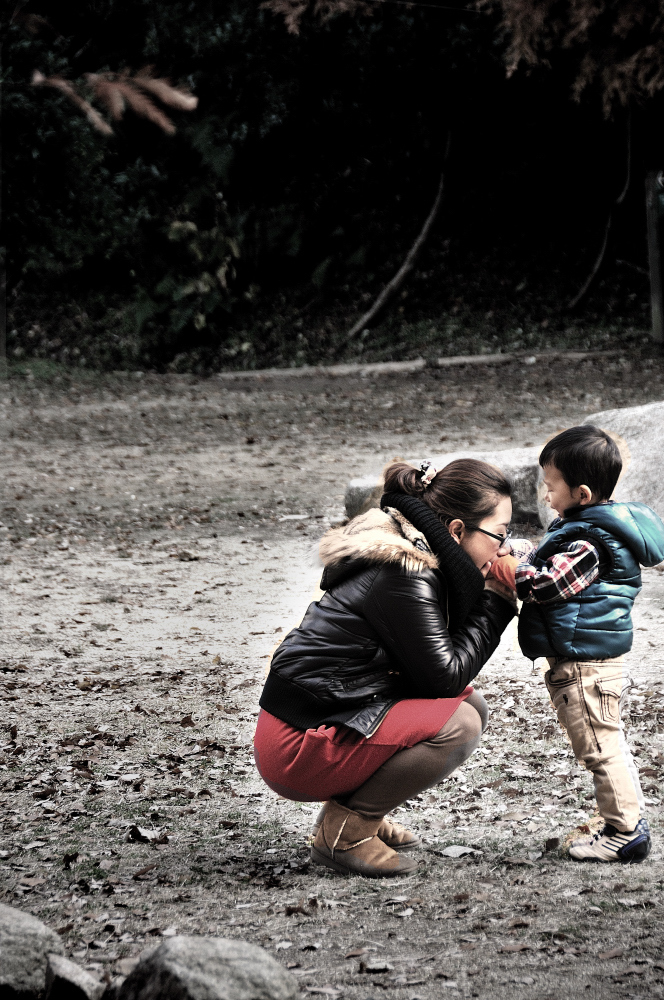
2, 355, 664, 998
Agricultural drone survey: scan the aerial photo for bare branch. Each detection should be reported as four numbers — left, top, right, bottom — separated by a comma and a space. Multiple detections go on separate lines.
339, 135, 451, 350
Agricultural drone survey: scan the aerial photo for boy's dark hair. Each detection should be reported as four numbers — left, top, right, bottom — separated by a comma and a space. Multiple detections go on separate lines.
539, 425, 622, 500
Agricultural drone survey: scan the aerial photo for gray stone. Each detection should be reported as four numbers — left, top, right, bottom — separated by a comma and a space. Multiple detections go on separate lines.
116, 936, 299, 1000
44, 954, 104, 1000
0, 902, 64, 999
345, 447, 542, 525
585, 401, 664, 518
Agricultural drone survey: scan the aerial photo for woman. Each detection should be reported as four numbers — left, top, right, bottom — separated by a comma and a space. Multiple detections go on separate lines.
254, 458, 516, 877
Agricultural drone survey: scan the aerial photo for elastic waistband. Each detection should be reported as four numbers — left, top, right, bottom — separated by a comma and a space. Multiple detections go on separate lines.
546, 655, 625, 667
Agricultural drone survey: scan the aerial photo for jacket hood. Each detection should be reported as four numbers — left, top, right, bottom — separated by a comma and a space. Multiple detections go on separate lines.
319, 507, 438, 585
564, 501, 664, 568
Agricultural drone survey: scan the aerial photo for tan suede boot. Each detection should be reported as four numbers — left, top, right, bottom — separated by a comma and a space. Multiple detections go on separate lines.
311, 803, 420, 850
310, 800, 418, 878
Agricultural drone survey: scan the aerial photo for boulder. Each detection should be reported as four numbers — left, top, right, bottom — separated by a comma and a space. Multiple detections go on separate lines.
585, 401, 664, 518
0, 902, 64, 998
345, 447, 542, 525
116, 936, 299, 1000
44, 954, 104, 1000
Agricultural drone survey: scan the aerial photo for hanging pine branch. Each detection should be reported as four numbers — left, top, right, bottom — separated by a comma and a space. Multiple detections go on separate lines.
266, 0, 664, 110
261, 0, 369, 34
31, 67, 198, 136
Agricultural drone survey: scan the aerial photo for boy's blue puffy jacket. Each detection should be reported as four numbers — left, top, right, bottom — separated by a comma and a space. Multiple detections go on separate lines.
519, 501, 664, 661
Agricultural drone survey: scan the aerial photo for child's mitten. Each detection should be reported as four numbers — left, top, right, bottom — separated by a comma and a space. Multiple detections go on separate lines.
488, 554, 518, 591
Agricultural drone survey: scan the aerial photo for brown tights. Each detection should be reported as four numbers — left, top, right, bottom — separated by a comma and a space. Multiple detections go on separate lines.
344, 690, 489, 819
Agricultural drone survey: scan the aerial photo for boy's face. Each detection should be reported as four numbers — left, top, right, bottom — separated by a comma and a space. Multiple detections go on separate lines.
541, 463, 592, 519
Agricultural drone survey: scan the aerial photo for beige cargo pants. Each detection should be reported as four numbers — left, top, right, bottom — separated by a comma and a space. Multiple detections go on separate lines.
545, 656, 645, 832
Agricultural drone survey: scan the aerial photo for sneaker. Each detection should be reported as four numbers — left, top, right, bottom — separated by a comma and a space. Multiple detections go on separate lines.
569, 818, 651, 863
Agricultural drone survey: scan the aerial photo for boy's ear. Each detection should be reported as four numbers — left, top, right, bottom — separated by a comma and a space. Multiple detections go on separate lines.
577, 484, 593, 506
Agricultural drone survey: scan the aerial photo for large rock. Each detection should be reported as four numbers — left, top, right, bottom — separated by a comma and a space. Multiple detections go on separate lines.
585, 401, 664, 518
0, 903, 64, 998
116, 936, 299, 1000
44, 954, 104, 1000
345, 447, 542, 525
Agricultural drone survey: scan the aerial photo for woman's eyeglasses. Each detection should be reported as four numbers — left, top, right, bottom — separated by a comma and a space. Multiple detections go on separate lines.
468, 526, 512, 546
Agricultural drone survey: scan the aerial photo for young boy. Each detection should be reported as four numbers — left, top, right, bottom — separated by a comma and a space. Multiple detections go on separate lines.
515, 425, 664, 863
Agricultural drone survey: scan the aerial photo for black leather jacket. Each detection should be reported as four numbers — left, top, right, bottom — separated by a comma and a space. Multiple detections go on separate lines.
259, 495, 515, 737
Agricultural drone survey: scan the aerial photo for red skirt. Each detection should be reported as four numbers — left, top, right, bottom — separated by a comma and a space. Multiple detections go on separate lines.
253, 688, 472, 802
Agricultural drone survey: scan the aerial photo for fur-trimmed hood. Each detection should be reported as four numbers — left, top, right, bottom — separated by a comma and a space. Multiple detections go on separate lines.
319, 507, 438, 589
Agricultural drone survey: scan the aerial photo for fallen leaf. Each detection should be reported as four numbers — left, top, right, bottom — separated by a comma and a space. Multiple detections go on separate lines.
275, 940, 293, 950
126, 826, 167, 844
503, 856, 535, 866
395, 907, 414, 918
18, 876, 45, 888
498, 943, 531, 953
598, 949, 624, 960
179, 714, 195, 728
509, 918, 530, 928
544, 837, 560, 852
63, 852, 79, 870
360, 959, 394, 973
439, 845, 481, 858
132, 863, 158, 881
345, 948, 367, 959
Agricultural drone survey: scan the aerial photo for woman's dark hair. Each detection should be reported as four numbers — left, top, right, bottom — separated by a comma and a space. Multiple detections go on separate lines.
539, 425, 622, 500
383, 458, 512, 525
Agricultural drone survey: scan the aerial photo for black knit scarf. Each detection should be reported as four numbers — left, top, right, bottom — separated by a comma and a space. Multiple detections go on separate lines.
381, 491, 485, 632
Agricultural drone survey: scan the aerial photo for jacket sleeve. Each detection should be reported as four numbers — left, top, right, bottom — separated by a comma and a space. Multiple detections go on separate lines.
363, 565, 515, 698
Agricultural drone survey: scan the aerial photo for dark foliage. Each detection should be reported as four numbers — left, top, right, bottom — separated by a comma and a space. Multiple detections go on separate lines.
5, 1, 664, 372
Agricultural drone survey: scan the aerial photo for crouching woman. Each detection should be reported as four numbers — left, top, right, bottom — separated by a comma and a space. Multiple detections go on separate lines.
253, 459, 516, 877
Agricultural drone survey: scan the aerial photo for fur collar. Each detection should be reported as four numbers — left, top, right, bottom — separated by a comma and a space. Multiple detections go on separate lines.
319, 507, 438, 575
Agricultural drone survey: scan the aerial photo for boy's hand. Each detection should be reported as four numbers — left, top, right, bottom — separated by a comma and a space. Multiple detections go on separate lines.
487, 554, 518, 591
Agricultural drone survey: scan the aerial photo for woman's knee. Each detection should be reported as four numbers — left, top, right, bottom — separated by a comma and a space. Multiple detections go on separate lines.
465, 690, 490, 733
428, 701, 483, 748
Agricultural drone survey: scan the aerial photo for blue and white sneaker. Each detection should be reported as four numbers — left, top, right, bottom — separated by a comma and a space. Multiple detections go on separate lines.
569, 818, 651, 863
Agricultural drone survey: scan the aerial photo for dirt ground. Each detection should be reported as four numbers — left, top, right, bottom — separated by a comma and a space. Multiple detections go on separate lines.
3, 353, 664, 1000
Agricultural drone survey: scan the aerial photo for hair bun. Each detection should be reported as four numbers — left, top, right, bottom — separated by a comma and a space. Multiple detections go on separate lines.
383, 462, 426, 496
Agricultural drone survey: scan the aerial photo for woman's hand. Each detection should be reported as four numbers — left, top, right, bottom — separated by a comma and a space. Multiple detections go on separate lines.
484, 577, 517, 606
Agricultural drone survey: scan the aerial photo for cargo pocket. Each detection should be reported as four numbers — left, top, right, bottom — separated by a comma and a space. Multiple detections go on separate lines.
596, 675, 623, 724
